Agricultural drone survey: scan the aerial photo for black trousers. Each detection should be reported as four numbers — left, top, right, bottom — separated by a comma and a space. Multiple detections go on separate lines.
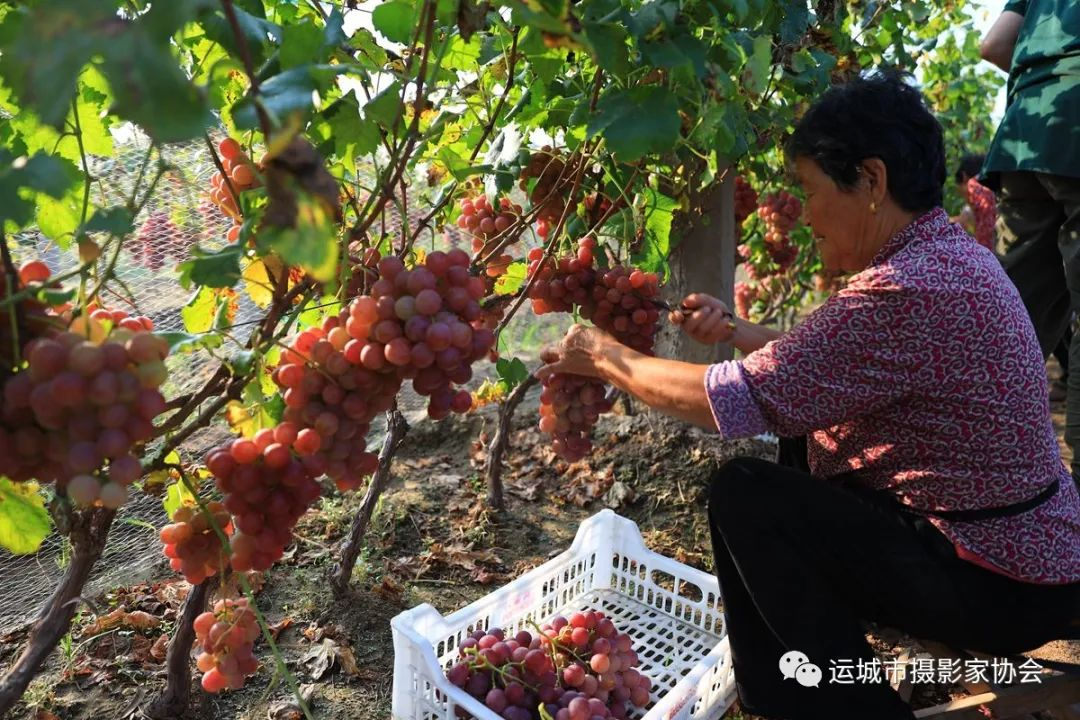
707, 440, 1080, 720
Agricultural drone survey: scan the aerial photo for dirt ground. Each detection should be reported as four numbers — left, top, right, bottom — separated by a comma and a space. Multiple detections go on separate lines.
3, 361, 1076, 720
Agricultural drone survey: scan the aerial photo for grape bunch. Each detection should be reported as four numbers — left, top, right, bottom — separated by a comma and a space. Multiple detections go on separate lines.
194, 597, 261, 693
525, 239, 661, 460
204, 433, 323, 572
528, 239, 661, 353
275, 320, 388, 492
757, 192, 802, 270
456, 195, 524, 280
538, 374, 613, 463
0, 308, 168, 508
160, 502, 232, 585
273, 249, 495, 489
519, 147, 570, 239
134, 211, 184, 270
581, 265, 660, 355
445, 611, 652, 719
208, 137, 262, 238
0, 261, 62, 383
734, 176, 758, 227
733, 281, 757, 320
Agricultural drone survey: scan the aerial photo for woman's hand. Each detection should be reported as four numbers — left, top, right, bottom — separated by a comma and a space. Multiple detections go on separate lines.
671, 293, 737, 345
535, 324, 618, 381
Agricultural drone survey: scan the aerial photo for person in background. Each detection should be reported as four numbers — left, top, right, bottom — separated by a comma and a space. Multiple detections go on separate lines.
538, 73, 1080, 720
952, 154, 998, 252
980, 0, 1080, 486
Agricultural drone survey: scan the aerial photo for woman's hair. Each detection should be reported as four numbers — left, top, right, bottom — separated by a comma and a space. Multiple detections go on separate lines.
955, 154, 985, 184
785, 71, 946, 212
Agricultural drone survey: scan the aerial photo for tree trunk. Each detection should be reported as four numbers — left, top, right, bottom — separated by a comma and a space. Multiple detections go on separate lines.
0, 507, 115, 716
485, 375, 539, 510
654, 170, 736, 364
330, 407, 410, 595
144, 575, 219, 719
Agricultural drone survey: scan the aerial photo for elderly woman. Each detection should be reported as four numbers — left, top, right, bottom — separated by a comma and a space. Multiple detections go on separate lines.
537, 74, 1080, 719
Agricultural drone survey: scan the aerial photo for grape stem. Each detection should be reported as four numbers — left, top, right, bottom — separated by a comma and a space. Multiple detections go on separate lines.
460, 646, 540, 693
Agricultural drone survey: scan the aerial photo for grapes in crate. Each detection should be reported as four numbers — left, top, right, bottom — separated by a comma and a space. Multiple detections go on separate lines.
444, 610, 652, 719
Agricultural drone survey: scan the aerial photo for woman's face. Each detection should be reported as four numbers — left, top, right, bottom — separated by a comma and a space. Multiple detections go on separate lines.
795, 156, 875, 273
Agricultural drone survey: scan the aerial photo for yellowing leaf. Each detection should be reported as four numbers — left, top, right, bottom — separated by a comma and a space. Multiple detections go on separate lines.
243, 258, 275, 308
224, 400, 277, 438
0, 479, 51, 555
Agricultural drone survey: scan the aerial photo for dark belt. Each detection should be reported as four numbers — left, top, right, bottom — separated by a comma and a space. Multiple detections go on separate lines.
912, 477, 1061, 523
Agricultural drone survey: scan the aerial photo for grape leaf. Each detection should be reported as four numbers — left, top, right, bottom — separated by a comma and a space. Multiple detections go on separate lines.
493, 261, 527, 295
587, 87, 680, 162
495, 357, 530, 390
177, 245, 243, 290
159, 331, 225, 354
231, 64, 349, 130
372, 1, 417, 44
162, 470, 197, 520
634, 188, 678, 276
0, 478, 51, 555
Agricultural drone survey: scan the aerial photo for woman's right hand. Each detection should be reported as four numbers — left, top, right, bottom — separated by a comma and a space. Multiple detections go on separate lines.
670, 293, 738, 345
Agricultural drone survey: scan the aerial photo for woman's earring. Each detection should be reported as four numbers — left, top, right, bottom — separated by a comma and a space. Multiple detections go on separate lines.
870, 201, 878, 214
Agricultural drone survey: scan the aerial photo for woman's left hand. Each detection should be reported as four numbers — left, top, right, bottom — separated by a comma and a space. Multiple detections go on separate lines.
535, 324, 617, 380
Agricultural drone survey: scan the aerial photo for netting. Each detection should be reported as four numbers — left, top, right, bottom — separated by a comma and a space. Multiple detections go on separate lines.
0, 130, 571, 632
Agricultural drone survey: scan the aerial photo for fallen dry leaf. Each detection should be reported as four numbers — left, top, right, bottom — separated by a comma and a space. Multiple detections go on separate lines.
303, 638, 361, 680
372, 576, 405, 603
336, 645, 361, 676
268, 617, 294, 641
150, 634, 170, 663
81, 608, 161, 636
267, 684, 316, 720
36, 711, 60, 720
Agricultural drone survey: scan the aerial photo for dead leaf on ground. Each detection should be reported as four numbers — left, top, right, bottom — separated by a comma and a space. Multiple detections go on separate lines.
268, 617, 294, 641
470, 567, 504, 585
36, 711, 60, 720
150, 634, 170, 663
555, 465, 615, 507
303, 638, 362, 680
372, 576, 405, 603
267, 684, 316, 720
604, 480, 636, 508
81, 608, 161, 636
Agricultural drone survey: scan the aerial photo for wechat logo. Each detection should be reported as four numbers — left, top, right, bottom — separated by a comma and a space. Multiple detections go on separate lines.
779, 650, 822, 688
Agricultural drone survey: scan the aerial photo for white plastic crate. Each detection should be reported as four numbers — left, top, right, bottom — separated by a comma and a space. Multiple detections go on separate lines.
391, 509, 735, 720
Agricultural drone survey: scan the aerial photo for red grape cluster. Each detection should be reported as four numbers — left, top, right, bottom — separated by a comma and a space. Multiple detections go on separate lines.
527, 239, 661, 354
538, 374, 613, 463
0, 261, 61, 384
456, 195, 523, 280
445, 611, 652, 720
519, 147, 570, 239
194, 597, 261, 693
757, 192, 802, 270
733, 281, 758, 320
160, 502, 232, 585
0, 307, 167, 508
273, 249, 495, 489
134, 211, 184, 270
734, 176, 758, 227
208, 138, 261, 225
525, 239, 660, 460
204, 433, 322, 572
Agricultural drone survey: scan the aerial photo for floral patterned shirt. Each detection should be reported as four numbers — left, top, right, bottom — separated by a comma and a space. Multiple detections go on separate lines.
705, 208, 1080, 585
965, 177, 998, 252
